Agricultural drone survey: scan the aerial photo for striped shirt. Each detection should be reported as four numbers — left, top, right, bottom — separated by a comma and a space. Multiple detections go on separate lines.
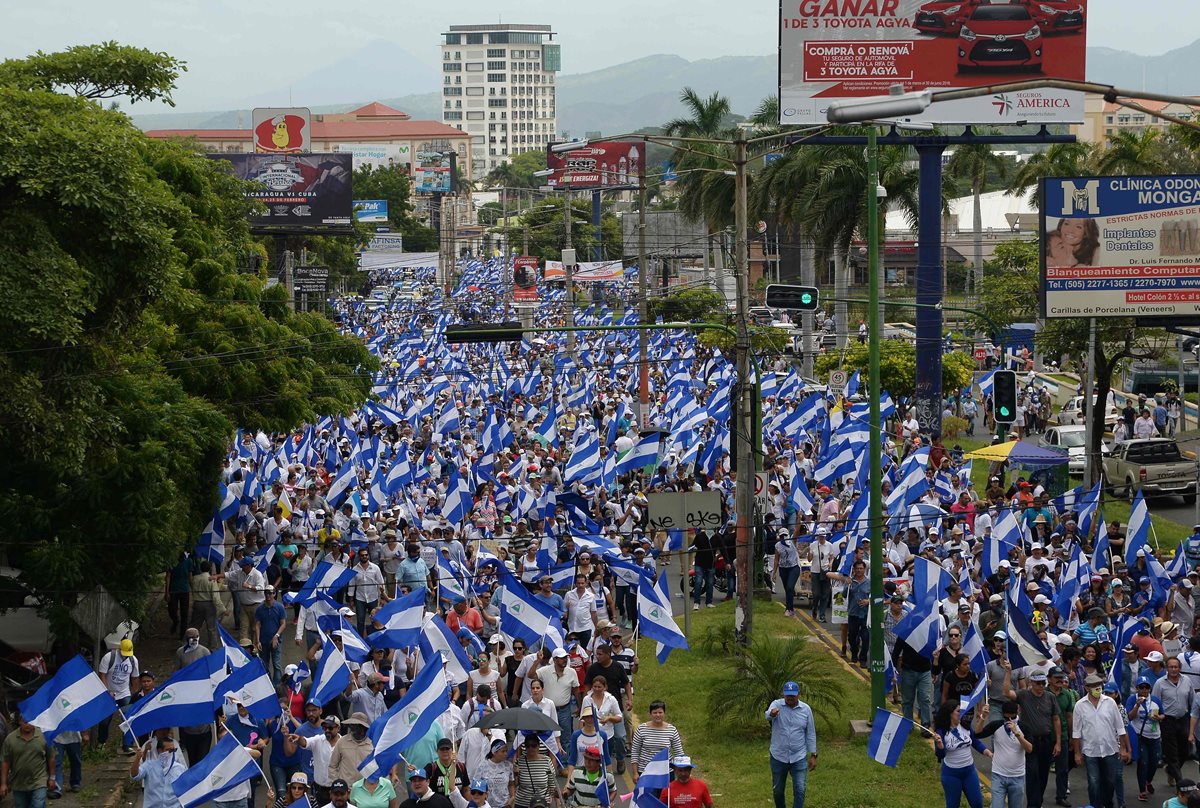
568, 768, 616, 806
631, 722, 684, 771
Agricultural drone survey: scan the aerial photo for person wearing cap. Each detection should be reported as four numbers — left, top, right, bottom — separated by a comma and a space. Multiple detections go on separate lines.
970, 698, 1032, 808
425, 737, 469, 800
1167, 578, 1195, 646
1045, 667, 1076, 807
349, 672, 388, 725
255, 582, 288, 686
766, 681, 816, 808
396, 767, 453, 808
230, 555, 266, 635
1016, 668, 1062, 808
658, 755, 712, 808
321, 778, 354, 808
563, 743, 615, 807
1150, 655, 1194, 790
1126, 675, 1164, 801
277, 771, 312, 806
1072, 672, 1131, 807
96, 635, 141, 753
329, 713, 374, 789
534, 647, 578, 742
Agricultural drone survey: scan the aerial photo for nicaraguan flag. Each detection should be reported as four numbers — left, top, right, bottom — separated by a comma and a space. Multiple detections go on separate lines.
614, 431, 660, 475
1005, 608, 1051, 668
358, 651, 451, 779
892, 600, 943, 658
959, 675, 988, 716
1124, 490, 1150, 568
18, 656, 117, 742
309, 633, 352, 708
867, 708, 911, 767
367, 587, 426, 650
326, 464, 359, 509
496, 568, 567, 651
419, 615, 474, 686
121, 653, 219, 737
218, 657, 279, 722
635, 748, 671, 793
285, 560, 356, 606
636, 573, 688, 661
909, 556, 953, 607
171, 731, 259, 808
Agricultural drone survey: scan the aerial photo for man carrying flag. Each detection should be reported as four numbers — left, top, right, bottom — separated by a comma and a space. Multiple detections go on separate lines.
660, 756, 712, 808
564, 745, 616, 806
130, 734, 188, 808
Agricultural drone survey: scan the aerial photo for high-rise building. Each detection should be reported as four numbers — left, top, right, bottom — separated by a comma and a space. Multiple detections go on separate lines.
441, 23, 560, 180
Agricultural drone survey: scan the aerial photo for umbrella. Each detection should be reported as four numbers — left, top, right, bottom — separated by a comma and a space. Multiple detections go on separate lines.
964, 440, 1069, 469
476, 707, 560, 733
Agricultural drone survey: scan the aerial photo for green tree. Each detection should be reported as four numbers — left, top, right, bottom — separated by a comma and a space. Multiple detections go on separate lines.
0, 44, 374, 634
1007, 142, 1094, 207
814, 344, 973, 399
351, 163, 437, 250
972, 240, 1041, 334
1096, 129, 1167, 176
0, 40, 186, 104
646, 287, 728, 323
502, 197, 622, 264
484, 151, 548, 189
945, 141, 1011, 302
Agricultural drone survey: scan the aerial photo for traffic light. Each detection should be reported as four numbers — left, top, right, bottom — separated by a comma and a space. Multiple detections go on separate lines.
992, 370, 1018, 424
445, 322, 525, 344
765, 283, 820, 311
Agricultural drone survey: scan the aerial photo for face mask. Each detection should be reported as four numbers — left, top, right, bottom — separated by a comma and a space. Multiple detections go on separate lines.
1089, 686, 1103, 699
351, 727, 366, 740
185, 638, 198, 650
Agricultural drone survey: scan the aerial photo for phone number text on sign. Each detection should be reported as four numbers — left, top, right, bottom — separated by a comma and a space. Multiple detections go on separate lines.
802, 41, 916, 82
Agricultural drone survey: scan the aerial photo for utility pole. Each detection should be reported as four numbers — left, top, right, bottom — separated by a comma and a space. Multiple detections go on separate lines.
564, 188, 575, 358
501, 187, 510, 308
283, 249, 295, 312
638, 161, 650, 429
523, 189, 530, 255
1084, 318, 1096, 488
866, 126, 885, 713
733, 138, 754, 645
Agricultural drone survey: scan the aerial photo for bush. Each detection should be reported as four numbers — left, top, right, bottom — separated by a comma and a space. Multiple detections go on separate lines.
940, 415, 969, 438
707, 632, 846, 737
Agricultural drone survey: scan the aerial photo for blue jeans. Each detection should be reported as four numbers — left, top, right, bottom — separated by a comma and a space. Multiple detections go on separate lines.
770, 755, 808, 808
214, 799, 249, 808
1136, 734, 1161, 793
11, 788, 47, 808
54, 741, 82, 791
1083, 753, 1121, 808
557, 702, 574, 741
900, 669, 932, 728
97, 694, 131, 747
271, 763, 301, 796
940, 763, 983, 808
847, 615, 868, 665
779, 565, 801, 612
355, 598, 377, 636
990, 772, 1024, 808
259, 642, 283, 686
693, 566, 715, 606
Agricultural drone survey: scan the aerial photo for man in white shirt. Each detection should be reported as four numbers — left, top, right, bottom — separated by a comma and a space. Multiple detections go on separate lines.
808, 528, 838, 623
1071, 673, 1130, 808
285, 715, 340, 804
565, 574, 599, 648
349, 548, 387, 637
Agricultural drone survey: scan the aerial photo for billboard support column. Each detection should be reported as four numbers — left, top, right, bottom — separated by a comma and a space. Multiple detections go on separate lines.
592, 190, 603, 262
283, 249, 295, 313
638, 161, 650, 430
914, 144, 946, 436
502, 188, 510, 308
564, 190, 575, 359
1084, 317, 1096, 487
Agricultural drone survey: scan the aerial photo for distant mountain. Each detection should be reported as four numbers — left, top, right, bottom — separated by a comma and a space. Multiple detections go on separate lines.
132, 42, 1200, 136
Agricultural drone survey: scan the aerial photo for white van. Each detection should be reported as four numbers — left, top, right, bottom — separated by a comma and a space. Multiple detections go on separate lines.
1056, 394, 1118, 427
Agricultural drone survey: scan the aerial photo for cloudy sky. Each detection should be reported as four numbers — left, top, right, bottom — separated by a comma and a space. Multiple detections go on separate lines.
2, 0, 1194, 112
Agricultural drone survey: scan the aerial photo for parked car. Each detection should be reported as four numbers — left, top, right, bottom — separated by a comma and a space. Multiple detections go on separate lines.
0, 567, 54, 656
957, 3, 1044, 72
1018, 0, 1085, 32
913, 0, 977, 34
1056, 394, 1118, 427
1102, 438, 1198, 502
1038, 424, 1107, 475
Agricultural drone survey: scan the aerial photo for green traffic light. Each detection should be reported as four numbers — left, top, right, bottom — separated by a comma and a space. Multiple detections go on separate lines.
800, 293, 812, 305
999, 407, 1010, 417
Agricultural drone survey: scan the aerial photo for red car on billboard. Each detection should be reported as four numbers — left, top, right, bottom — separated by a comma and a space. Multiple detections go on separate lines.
1019, 0, 1085, 32
957, 3, 1044, 72
913, 0, 978, 35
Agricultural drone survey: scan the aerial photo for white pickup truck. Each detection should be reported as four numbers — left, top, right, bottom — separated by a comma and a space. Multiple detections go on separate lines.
1102, 438, 1197, 503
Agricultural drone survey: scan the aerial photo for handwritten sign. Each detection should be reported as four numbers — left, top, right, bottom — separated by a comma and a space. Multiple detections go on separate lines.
646, 492, 723, 533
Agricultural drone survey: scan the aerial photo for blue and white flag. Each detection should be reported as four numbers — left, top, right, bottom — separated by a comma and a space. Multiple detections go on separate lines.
358, 651, 451, 779
867, 708, 912, 767
219, 657, 279, 722
217, 623, 252, 669
121, 653, 219, 737
326, 464, 359, 509
614, 432, 660, 475
171, 731, 259, 808
1124, 490, 1150, 569
367, 587, 426, 650
310, 634, 352, 708
497, 569, 566, 651
959, 674, 988, 715
419, 615, 474, 686
635, 748, 671, 793
18, 656, 117, 742
636, 573, 688, 662
286, 560, 356, 606
1006, 608, 1051, 668
892, 600, 943, 658
910, 556, 953, 607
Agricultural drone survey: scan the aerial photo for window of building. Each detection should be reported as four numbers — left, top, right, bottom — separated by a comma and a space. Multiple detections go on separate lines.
466, 33, 484, 44
455, 76, 461, 84
487, 48, 505, 57
467, 111, 484, 120
443, 63, 461, 72
445, 111, 463, 121
488, 98, 507, 108
487, 73, 505, 83
445, 34, 461, 45
444, 87, 462, 96
487, 61, 505, 70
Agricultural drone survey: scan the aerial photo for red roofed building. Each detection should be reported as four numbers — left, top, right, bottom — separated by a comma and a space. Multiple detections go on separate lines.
144, 101, 473, 181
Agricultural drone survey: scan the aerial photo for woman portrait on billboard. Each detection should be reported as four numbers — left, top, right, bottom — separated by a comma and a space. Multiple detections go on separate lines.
1049, 217, 1100, 266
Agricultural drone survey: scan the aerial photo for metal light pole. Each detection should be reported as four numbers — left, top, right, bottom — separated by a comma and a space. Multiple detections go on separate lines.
733, 138, 755, 645
501, 187, 510, 308
866, 126, 885, 713
638, 161, 651, 430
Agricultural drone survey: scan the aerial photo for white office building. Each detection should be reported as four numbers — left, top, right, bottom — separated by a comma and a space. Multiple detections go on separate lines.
441, 23, 560, 180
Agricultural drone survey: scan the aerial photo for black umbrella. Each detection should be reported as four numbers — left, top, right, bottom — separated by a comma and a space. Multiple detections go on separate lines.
476, 707, 559, 733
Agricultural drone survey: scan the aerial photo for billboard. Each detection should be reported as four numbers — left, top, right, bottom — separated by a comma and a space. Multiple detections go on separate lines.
1040, 175, 1200, 319
546, 142, 642, 189
513, 256, 539, 302
574, 261, 625, 282
252, 107, 311, 153
415, 151, 453, 194
354, 200, 389, 222
544, 260, 565, 281
335, 142, 411, 171
779, 0, 1087, 125
210, 153, 353, 230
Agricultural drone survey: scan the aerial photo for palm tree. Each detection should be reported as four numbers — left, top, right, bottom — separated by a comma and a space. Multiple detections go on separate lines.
945, 141, 1012, 304
1096, 129, 1167, 176
1007, 142, 1094, 208
664, 88, 736, 288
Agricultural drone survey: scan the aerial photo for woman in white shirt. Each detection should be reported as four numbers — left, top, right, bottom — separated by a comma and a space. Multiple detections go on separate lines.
521, 679, 561, 752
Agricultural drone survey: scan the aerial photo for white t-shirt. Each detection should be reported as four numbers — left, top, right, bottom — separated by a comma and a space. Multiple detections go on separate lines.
98, 651, 139, 700
565, 589, 598, 634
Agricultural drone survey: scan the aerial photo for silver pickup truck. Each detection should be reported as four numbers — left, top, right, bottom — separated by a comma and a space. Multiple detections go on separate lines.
1102, 438, 1198, 503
